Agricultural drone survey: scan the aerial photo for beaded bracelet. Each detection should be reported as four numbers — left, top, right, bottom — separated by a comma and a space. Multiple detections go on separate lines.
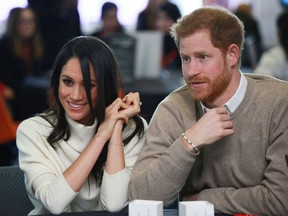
181, 133, 200, 155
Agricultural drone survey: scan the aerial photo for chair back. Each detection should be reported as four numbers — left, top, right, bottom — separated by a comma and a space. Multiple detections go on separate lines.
0, 165, 34, 215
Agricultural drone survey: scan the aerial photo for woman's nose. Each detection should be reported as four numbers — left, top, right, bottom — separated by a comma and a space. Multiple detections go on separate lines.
71, 86, 84, 100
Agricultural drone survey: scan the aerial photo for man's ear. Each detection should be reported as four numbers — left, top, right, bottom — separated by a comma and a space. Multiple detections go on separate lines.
227, 44, 240, 67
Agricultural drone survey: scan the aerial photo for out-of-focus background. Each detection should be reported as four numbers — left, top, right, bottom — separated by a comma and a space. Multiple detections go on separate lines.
1, 0, 285, 48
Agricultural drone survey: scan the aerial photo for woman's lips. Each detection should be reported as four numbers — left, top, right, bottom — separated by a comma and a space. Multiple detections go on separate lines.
68, 101, 83, 110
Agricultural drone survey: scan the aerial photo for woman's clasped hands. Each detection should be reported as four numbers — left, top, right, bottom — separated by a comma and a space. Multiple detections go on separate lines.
97, 92, 142, 141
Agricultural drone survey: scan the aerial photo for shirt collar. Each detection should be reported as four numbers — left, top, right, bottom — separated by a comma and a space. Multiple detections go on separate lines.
200, 72, 247, 114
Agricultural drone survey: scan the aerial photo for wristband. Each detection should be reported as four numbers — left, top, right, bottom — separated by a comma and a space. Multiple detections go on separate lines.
181, 133, 200, 155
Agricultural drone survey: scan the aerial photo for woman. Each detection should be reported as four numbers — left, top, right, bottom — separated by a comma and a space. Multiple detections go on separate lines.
136, 0, 168, 31
16, 36, 147, 215
156, 2, 182, 71
91, 2, 124, 42
0, 7, 50, 121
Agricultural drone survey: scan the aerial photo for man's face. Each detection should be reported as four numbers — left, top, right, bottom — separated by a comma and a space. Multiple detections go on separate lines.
179, 30, 233, 107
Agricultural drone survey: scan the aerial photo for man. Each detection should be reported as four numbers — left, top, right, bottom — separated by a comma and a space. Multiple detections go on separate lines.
129, 6, 288, 216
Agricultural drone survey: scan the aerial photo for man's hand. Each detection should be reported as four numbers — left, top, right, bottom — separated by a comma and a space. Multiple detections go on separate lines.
185, 107, 234, 148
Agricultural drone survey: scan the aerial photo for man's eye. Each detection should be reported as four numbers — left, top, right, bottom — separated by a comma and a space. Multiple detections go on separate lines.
181, 56, 190, 62
199, 55, 207, 60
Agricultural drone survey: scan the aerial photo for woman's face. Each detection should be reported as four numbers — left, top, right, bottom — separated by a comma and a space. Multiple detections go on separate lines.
58, 57, 98, 126
17, 8, 36, 39
156, 11, 174, 33
102, 8, 119, 32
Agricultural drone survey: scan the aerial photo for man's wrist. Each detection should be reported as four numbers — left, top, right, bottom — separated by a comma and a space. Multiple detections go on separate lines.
181, 133, 200, 155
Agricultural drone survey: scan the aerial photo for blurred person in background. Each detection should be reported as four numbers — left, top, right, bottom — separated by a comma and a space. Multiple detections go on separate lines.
28, 0, 82, 68
0, 82, 14, 102
91, 2, 124, 43
0, 7, 50, 166
0, 7, 50, 122
234, 3, 263, 69
254, 10, 288, 81
156, 2, 182, 71
136, 0, 169, 31
0, 82, 17, 166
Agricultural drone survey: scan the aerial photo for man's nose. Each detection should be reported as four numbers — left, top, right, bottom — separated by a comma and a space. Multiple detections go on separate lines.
186, 59, 201, 76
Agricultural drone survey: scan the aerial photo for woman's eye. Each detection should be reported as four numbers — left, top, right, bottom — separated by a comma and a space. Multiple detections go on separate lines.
63, 79, 73, 86
90, 82, 97, 88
